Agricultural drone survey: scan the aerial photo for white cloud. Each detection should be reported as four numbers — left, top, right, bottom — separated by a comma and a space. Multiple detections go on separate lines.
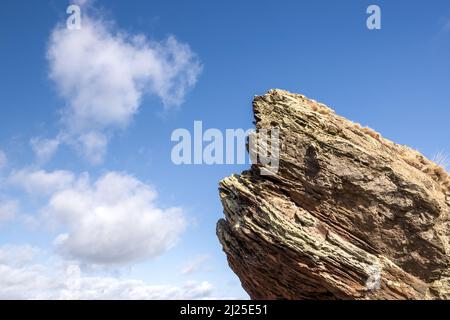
0, 245, 213, 299
58, 277, 214, 300
180, 254, 210, 275
6, 169, 186, 265
0, 265, 214, 300
47, 15, 202, 164
8, 168, 75, 196
0, 200, 18, 225
0, 149, 7, 170
30, 137, 61, 163
45, 172, 186, 265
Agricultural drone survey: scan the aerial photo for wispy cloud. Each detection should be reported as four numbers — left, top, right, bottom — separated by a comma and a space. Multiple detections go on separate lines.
180, 254, 210, 275
0, 200, 18, 225
442, 19, 450, 33
30, 137, 61, 164
8, 168, 75, 196
0, 149, 6, 170
0, 245, 40, 266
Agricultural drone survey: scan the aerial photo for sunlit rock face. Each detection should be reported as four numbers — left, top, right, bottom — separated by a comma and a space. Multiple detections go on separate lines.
217, 89, 450, 300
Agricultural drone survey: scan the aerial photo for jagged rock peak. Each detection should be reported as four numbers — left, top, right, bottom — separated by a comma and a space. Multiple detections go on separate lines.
217, 89, 450, 300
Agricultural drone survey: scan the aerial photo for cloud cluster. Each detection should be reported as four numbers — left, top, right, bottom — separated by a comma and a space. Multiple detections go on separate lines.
46, 16, 202, 163
0, 245, 213, 300
0, 8, 205, 299
1, 168, 194, 297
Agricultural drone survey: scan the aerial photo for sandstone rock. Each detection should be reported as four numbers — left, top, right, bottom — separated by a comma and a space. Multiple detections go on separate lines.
217, 89, 450, 300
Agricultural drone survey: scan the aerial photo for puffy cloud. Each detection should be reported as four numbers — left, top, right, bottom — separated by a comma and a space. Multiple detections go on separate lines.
0, 245, 213, 299
0, 149, 6, 170
45, 172, 186, 265
6, 169, 185, 265
46, 15, 202, 163
8, 168, 75, 196
0, 200, 18, 225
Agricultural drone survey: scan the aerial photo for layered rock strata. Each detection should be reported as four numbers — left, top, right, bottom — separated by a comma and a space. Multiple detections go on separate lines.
217, 89, 450, 300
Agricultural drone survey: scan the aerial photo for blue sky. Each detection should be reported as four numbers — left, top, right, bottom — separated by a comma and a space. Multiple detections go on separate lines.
0, 0, 449, 299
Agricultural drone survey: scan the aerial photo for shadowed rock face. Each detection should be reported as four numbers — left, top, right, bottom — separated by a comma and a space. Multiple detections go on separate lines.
217, 89, 450, 300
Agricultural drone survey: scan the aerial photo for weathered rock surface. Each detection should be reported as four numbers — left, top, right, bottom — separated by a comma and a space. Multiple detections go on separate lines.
217, 89, 450, 300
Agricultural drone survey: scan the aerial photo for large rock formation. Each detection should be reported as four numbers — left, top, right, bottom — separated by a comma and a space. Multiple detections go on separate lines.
217, 89, 450, 300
